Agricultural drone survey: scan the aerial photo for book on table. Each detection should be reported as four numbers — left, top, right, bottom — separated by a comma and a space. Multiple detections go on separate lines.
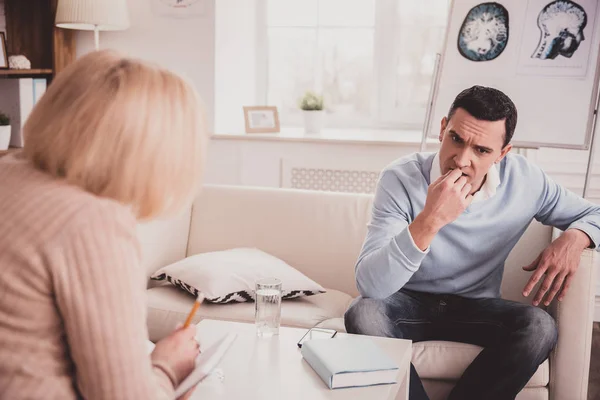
301, 336, 399, 390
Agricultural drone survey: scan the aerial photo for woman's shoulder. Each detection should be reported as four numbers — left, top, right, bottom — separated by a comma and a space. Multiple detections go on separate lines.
0, 156, 137, 245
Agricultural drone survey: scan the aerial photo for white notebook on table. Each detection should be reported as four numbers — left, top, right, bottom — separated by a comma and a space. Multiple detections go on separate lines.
174, 332, 237, 397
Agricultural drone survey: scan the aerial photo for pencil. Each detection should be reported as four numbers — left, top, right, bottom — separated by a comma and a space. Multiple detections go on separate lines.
183, 293, 205, 328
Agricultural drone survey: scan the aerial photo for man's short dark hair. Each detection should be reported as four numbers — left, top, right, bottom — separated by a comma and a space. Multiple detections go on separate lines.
447, 85, 517, 148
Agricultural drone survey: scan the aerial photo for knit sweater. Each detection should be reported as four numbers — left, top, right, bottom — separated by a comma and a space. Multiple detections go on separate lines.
0, 153, 175, 399
356, 152, 600, 300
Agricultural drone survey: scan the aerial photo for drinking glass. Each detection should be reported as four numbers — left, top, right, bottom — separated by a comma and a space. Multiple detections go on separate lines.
254, 277, 282, 337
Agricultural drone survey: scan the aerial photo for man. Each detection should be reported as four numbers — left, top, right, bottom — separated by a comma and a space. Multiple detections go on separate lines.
344, 85, 600, 400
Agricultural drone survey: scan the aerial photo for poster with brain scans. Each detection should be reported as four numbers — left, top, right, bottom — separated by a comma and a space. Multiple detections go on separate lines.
457, 3, 511, 62
428, 0, 600, 148
517, 0, 598, 77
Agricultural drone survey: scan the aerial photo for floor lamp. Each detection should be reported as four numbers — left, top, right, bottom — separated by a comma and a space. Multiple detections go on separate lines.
55, 0, 130, 51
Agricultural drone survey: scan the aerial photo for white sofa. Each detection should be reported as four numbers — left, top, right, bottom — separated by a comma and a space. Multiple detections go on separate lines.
138, 184, 597, 400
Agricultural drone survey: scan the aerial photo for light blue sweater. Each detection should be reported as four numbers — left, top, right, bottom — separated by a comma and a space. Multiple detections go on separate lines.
356, 152, 600, 300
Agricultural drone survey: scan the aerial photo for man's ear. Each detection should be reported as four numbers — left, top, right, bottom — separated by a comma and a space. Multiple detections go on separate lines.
496, 143, 512, 163
439, 117, 448, 142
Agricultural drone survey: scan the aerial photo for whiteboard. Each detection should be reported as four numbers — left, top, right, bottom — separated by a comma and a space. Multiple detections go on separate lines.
427, 0, 600, 149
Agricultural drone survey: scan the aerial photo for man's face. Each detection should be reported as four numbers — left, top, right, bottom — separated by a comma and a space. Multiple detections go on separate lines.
438, 108, 512, 193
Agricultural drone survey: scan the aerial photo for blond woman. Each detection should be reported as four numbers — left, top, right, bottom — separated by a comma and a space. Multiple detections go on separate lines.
0, 50, 207, 399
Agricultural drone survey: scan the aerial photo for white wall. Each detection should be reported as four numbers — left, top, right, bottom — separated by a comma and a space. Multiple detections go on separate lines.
204, 137, 431, 188
75, 0, 216, 131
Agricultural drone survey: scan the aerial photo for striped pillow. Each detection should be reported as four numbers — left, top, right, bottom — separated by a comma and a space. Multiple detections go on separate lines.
151, 248, 326, 304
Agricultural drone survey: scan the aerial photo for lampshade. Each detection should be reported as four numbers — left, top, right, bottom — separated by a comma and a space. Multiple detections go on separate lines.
55, 0, 130, 31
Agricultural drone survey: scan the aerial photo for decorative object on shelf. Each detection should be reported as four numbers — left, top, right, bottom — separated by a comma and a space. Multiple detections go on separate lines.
152, 0, 206, 19
55, 0, 130, 51
243, 106, 280, 134
0, 112, 11, 150
0, 32, 7, 69
299, 91, 325, 135
8, 55, 31, 70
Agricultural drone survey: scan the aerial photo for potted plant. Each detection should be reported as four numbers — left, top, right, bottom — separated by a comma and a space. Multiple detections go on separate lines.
299, 91, 324, 134
0, 112, 10, 151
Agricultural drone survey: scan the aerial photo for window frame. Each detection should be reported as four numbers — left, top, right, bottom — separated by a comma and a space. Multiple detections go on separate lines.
256, 0, 444, 131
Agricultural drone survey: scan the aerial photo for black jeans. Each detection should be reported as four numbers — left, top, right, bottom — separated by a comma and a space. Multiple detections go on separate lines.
344, 289, 558, 400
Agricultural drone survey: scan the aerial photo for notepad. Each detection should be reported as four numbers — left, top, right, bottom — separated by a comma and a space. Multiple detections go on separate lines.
174, 333, 237, 397
301, 337, 399, 389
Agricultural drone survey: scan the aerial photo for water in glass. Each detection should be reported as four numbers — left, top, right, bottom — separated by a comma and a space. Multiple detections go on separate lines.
255, 278, 282, 337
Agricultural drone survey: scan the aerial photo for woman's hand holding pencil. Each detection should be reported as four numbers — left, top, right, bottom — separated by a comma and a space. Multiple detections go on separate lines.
150, 293, 205, 397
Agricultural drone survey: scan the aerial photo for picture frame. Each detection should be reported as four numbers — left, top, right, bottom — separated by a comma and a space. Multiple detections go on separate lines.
243, 106, 280, 134
0, 32, 8, 69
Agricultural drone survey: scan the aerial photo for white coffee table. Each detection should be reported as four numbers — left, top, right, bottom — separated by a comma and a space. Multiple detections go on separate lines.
191, 319, 412, 400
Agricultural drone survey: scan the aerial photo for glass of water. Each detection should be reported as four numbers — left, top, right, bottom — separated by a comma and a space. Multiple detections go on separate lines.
254, 277, 282, 337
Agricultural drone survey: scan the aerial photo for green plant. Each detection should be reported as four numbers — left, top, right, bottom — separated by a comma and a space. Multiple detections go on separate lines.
299, 91, 324, 111
0, 112, 9, 126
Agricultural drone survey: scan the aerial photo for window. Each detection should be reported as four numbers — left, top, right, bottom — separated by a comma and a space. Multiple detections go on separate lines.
260, 0, 449, 130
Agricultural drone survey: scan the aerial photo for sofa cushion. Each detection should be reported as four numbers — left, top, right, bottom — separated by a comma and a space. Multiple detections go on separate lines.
146, 285, 353, 342
421, 379, 548, 400
150, 248, 326, 304
413, 341, 549, 388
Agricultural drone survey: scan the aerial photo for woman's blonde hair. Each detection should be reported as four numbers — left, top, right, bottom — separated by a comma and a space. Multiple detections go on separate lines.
23, 50, 207, 220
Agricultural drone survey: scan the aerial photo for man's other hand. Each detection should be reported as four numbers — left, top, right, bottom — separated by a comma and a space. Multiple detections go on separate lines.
522, 229, 591, 306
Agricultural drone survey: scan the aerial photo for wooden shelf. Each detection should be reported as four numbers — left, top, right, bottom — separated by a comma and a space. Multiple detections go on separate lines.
0, 69, 54, 78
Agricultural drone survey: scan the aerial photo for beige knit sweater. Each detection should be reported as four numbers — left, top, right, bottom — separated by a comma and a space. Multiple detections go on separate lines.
0, 154, 175, 399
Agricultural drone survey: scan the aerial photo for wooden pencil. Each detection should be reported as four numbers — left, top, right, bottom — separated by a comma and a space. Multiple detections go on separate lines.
183, 293, 205, 328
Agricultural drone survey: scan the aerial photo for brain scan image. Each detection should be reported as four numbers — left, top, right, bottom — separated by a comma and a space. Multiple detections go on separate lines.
532, 0, 587, 60
457, 2, 509, 62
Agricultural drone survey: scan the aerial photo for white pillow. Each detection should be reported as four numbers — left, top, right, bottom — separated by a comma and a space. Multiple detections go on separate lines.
150, 248, 326, 304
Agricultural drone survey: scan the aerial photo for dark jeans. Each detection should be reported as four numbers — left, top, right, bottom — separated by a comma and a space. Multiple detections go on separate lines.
344, 289, 558, 400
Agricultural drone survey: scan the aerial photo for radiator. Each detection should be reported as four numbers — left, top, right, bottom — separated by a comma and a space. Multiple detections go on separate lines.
286, 167, 379, 194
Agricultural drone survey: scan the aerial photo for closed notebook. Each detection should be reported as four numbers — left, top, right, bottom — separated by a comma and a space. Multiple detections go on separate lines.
301, 337, 399, 389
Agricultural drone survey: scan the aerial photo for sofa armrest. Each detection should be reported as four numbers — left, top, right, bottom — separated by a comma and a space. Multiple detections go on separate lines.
548, 248, 597, 400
